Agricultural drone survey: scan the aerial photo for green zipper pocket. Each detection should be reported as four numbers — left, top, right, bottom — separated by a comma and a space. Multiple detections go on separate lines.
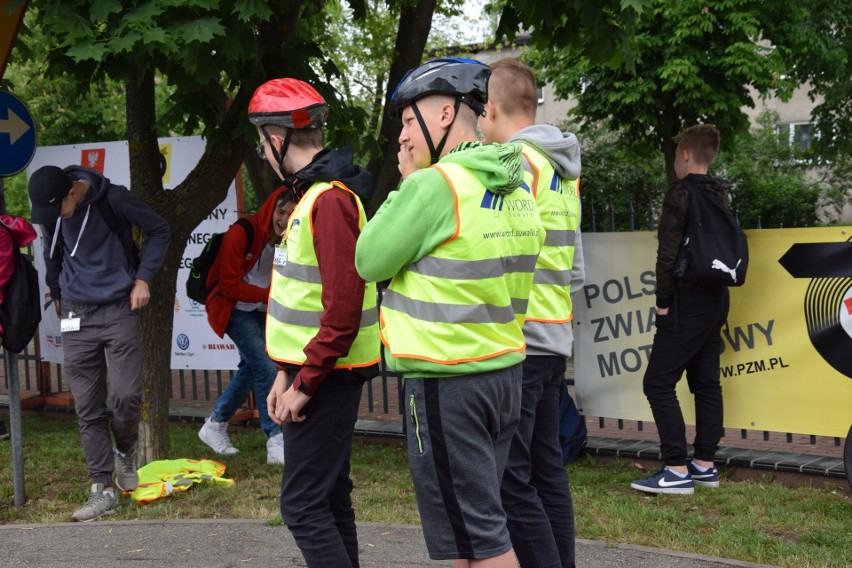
409, 394, 423, 454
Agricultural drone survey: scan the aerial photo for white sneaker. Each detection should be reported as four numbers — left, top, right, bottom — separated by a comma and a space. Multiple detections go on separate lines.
266, 432, 284, 465
199, 417, 239, 455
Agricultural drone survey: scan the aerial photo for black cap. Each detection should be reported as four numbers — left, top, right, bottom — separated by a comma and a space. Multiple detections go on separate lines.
28, 166, 73, 224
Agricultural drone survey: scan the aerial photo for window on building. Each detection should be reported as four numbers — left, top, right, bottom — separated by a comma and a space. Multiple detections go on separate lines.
777, 122, 816, 150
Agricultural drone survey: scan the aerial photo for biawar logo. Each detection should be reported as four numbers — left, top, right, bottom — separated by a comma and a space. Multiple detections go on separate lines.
779, 238, 852, 378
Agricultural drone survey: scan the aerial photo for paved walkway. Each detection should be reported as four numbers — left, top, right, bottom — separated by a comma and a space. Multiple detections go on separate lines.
0, 519, 777, 567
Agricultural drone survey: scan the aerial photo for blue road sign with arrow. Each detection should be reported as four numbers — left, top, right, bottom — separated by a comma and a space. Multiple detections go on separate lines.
0, 90, 36, 177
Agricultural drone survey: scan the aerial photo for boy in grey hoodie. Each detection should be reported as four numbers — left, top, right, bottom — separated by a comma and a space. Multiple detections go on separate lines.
28, 165, 169, 522
481, 58, 584, 568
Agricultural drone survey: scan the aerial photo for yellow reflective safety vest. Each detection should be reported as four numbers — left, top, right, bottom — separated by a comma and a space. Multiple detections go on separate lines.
380, 162, 544, 364
521, 146, 581, 323
266, 181, 380, 368
129, 458, 233, 504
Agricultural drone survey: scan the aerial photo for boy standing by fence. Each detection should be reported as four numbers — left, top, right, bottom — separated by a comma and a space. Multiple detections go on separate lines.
632, 124, 730, 495
480, 57, 584, 568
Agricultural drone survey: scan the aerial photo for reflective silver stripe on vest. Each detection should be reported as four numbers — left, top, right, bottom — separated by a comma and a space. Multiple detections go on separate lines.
407, 254, 539, 280
268, 297, 378, 328
544, 229, 576, 248
274, 261, 322, 284
383, 289, 526, 324
534, 267, 573, 287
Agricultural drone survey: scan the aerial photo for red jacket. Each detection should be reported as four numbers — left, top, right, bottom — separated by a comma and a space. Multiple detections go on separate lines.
0, 215, 38, 336
204, 187, 287, 338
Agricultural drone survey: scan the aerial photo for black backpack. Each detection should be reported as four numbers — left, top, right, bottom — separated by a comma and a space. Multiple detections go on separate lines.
558, 379, 588, 465
673, 177, 749, 286
185, 218, 254, 305
96, 187, 140, 272
0, 227, 42, 354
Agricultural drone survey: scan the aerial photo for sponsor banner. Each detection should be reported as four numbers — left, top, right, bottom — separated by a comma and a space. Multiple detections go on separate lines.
574, 229, 852, 438
28, 136, 241, 370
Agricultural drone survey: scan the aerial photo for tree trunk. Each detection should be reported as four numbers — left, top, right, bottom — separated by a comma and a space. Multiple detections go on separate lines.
125, 70, 251, 464
365, 0, 438, 215
661, 113, 681, 186
125, 69, 170, 465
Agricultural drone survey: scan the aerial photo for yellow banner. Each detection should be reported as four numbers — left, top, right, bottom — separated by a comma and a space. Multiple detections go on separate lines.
574, 228, 852, 438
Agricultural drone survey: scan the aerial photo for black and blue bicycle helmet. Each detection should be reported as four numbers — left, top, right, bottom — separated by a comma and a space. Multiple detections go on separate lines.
390, 58, 491, 164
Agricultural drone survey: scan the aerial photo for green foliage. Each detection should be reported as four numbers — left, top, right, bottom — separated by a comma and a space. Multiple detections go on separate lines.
573, 112, 830, 232
529, 0, 795, 180
715, 111, 821, 229
571, 121, 666, 232
3, 7, 129, 145
1, 173, 29, 217
497, 0, 648, 69
761, 0, 852, 160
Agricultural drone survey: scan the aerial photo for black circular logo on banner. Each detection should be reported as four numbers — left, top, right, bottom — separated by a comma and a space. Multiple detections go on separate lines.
803, 276, 852, 378
780, 237, 852, 379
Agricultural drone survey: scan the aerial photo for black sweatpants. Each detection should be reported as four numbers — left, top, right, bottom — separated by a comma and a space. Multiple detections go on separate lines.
643, 288, 730, 466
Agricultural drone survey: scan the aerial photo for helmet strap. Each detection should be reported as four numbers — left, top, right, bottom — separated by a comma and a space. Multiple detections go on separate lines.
261, 126, 293, 175
411, 98, 462, 165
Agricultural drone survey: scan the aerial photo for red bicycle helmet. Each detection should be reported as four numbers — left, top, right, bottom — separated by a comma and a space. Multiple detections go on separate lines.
248, 78, 328, 129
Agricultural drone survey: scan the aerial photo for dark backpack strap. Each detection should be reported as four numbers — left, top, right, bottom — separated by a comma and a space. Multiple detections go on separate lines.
96, 187, 140, 271
233, 217, 255, 257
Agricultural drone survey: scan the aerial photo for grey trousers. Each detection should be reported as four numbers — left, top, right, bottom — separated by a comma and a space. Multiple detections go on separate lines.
62, 299, 142, 487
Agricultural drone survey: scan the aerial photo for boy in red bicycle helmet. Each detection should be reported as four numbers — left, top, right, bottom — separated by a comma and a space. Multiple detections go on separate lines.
251, 78, 380, 568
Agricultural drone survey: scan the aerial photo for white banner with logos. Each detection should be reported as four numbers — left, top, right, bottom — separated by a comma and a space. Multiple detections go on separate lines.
27, 136, 241, 370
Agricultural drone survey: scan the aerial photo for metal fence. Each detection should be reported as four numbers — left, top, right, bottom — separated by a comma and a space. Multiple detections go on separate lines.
1, 228, 846, 471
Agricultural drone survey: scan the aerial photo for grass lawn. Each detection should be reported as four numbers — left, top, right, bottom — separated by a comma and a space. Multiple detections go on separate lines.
1, 413, 850, 567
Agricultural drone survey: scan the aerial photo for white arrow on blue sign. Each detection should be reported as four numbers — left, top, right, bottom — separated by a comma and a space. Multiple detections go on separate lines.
0, 90, 36, 177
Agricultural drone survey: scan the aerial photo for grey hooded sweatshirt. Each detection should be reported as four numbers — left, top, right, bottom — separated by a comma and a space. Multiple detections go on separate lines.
511, 125, 585, 357
42, 166, 170, 305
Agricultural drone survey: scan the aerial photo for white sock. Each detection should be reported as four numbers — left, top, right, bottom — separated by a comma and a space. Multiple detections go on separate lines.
666, 467, 689, 478
691, 462, 711, 472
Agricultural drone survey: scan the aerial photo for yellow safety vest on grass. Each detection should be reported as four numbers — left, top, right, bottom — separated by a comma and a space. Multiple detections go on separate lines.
129, 458, 233, 504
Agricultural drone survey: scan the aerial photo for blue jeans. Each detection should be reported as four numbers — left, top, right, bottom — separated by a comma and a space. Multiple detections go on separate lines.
280, 369, 365, 568
501, 355, 575, 568
210, 309, 280, 439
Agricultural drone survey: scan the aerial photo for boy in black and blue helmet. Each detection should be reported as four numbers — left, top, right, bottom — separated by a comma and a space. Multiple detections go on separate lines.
356, 58, 545, 566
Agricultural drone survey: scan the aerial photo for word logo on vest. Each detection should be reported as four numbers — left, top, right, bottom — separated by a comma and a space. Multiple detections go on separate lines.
480, 183, 535, 219
549, 173, 564, 194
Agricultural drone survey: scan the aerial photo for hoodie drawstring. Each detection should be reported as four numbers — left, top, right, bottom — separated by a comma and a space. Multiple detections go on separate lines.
69, 205, 91, 258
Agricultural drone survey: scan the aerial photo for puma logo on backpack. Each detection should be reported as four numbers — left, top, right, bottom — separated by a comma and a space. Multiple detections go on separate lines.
673, 177, 749, 287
